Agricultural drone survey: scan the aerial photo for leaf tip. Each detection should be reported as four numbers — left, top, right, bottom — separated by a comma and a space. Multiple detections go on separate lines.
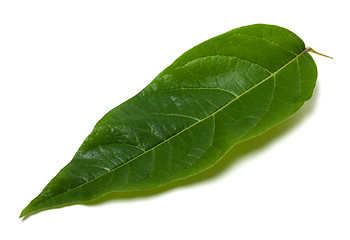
20, 200, 37, 218
19, 206, 29, 218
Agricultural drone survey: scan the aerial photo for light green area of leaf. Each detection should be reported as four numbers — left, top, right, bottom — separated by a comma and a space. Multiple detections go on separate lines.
21, 24, 317, 217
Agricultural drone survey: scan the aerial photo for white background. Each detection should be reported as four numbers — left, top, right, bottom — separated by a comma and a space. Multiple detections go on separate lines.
1, 0, 349, 239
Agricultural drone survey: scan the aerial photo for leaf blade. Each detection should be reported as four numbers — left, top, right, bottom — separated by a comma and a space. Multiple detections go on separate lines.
21, 24, 317, 217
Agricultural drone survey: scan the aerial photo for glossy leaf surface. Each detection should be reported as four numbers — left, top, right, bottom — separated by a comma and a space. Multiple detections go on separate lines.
21, 24, 317, 217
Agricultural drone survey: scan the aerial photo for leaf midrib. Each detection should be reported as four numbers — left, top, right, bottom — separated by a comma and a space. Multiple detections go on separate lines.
36, 47, 310, 206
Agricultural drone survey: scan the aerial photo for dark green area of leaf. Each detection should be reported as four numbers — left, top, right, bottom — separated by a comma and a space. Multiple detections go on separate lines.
21, 24, 317, 217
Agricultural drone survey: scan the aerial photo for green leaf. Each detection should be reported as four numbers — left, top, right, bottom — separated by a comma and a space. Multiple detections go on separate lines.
20, 24, 317, 217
